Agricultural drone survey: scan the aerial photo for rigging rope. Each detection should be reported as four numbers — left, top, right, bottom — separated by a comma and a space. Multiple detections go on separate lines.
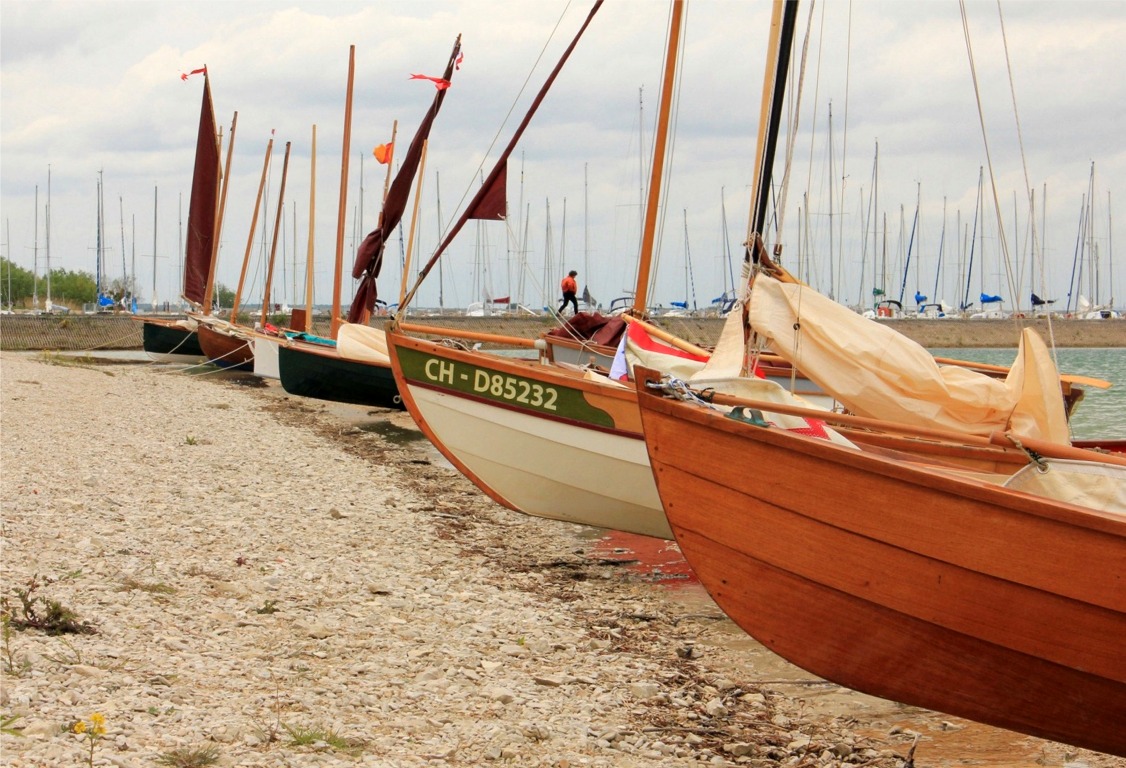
959, 0, 1020, 315
995, 0, 1059, 362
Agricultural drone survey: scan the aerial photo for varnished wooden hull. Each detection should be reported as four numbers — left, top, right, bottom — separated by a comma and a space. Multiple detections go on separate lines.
635, 373, 1126, 756
196, 322, 254, 371
387, 329, 672, 539
277, 341, 403, 410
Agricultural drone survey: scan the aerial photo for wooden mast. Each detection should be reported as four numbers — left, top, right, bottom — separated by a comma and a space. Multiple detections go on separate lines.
261, 141, 292, 326
331, 44, 356, 339
230, 137, 274, 322
399, 140, 428, 308
631, 0, 684, 316
303, 125, 316, 331
352, 120, 397, 326
203, 111, 236, 315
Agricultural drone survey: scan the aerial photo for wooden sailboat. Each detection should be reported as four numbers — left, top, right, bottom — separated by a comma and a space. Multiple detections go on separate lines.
139, 69, 219, 364
633, 0, 1126, 756
196, 129, 282, 371
277, 37, 461, 409
385, 0, 685, 538
634, 364, 1126, 755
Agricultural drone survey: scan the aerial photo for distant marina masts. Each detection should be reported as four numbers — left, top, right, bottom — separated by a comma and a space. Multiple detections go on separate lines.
45, 164, 52, 311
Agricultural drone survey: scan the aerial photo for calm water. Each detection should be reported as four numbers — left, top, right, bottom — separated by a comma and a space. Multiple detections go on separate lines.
930, 347, 1126, 440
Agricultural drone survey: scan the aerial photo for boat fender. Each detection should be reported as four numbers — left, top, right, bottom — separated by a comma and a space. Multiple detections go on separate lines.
726, 406, 770, 427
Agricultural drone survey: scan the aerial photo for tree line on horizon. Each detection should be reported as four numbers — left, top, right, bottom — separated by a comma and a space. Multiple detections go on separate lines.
0, 258, 235, 311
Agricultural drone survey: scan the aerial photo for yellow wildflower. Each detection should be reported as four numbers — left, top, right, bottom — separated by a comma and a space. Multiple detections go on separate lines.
73, 720, 87, 734
89, 713, 106, 736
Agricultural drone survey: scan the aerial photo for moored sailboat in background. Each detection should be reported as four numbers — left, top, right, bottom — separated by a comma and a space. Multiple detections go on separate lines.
139, 68, 219, 364
195, 132, 279, 371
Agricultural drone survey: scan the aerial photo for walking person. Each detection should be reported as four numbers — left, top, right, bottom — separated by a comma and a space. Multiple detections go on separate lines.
558, 270, 579, 316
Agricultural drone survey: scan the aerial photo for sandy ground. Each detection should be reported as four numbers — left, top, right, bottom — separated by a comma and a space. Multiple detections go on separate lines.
1, 352, 1122, 768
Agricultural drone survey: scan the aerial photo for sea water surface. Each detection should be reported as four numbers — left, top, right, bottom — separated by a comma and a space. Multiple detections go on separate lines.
929, 346, 1126, 440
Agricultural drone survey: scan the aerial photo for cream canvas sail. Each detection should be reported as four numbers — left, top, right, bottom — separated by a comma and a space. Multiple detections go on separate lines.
744, 274, 1070, 444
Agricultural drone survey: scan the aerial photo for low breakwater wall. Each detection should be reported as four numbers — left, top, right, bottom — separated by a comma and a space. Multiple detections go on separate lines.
1, 312, 1123, 352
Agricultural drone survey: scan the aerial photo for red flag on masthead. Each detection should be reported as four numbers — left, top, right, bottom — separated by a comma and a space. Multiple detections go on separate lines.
409, 73, 451, 91
181, 66, 207, 81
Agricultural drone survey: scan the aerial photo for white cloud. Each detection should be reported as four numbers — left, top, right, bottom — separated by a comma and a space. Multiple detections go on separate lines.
2, 0, 1123, 313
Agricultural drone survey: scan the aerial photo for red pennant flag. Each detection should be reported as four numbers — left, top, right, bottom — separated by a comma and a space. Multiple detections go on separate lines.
409, 73, 451, 91
455, 52, 464, 70
373, 143, 394, 164
180, 66, 207, 81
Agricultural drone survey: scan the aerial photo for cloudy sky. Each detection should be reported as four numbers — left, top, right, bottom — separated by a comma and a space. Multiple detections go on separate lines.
2, 0, 1124, 314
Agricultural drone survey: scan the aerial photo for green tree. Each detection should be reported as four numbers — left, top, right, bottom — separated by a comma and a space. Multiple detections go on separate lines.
213, 283, 235, 309
47, 268, 97, 305
0, 258, 35, 308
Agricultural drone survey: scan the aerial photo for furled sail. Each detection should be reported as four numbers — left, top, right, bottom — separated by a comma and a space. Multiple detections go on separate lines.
746, 274, 1070, 444
183, 72, 220, 307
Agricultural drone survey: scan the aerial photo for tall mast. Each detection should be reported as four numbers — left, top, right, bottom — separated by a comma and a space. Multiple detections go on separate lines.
632, 0, 685, 314
33, 185, 39, 309
331, 44, 355, 337
120, 196, 127, 298
261, 141, 292, 326
435, 169, 444, 310
231, 136, 274, 322
304, 125, 317, 330
178, 192, 183, 308
131, 214, 136, 309
5, 218, 11, 310
204, 113, 238, 315
45, 166, 52, 309
152, 186, 158, 309
583, 163, 590, 304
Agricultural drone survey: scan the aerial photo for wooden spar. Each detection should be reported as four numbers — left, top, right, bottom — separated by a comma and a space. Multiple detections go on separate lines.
631, 0, 684, 315
304, 125, 316, 331
261, 141, 292, 326
690, 384, 1126, 468
398, 5, 602, 316
380, 121, 398, 208
352, 120, 398, 327
745, 0, 785, 247
621, 314, 711, 358
397, 322, 538, 349
331, 44, 356, 339
930, 354, 1111, 389
203, 111, 237, 315
400, 140, 428, 308
985, 430, 1126, 467
230, 137, 274, 321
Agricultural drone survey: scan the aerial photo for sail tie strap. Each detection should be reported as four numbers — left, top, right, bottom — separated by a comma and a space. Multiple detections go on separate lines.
1001, 431, 1049, 472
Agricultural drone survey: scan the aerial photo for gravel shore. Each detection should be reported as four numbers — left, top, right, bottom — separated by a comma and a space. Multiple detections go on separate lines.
1, 353, 1122, 768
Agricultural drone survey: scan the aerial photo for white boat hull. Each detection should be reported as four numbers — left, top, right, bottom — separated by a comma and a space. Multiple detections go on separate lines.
405, 381, 672, 539
252, 335, 280, 379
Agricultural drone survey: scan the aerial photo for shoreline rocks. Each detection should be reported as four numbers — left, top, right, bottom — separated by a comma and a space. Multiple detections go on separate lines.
1, 354, 1120, 767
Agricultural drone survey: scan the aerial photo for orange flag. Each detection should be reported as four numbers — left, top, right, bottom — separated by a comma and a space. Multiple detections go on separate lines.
373, 142, 394, 164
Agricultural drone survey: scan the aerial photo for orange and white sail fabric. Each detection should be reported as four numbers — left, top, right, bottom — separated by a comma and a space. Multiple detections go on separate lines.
618, 312, 852, 446
337, 323, 392, 365
618, 320, 709, 381
746, 274, 1070, 445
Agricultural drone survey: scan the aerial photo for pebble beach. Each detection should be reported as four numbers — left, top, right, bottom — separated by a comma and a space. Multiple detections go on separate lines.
1, 352, 1123, 768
